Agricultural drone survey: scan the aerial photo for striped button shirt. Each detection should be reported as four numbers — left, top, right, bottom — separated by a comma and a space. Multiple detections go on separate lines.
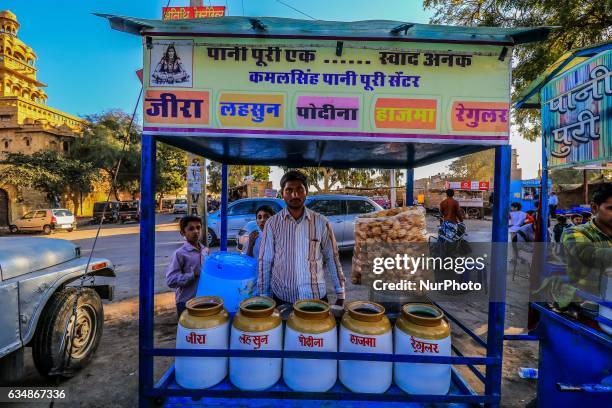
258, 207, 346, 303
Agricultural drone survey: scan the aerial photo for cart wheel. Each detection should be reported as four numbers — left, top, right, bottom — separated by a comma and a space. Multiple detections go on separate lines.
33, 288, 103, 377
9, 225, 18, 234
43, 225, 52, 235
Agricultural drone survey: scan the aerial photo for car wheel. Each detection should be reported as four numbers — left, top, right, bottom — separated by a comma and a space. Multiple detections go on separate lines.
43, 225, 52, 235
67, 228, 74, 232
32, 288, 103, 377
9, 225, 18, 234
206, 228, 217, 247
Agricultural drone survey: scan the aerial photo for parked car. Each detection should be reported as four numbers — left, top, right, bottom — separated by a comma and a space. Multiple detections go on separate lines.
9, 209, 75, 235
172, 198, 188, 214
235, 195, 382, 251
118, 200, 140, 223
0, 237, 115, 381
305, 195, 382, 249
207, 198, 285, 247
92, 201, 120, 224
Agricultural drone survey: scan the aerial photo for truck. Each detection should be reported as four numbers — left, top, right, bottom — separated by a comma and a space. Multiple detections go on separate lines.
0, 237, 115, 380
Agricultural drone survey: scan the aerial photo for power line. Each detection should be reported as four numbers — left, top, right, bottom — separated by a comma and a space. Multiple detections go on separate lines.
242, 0, 245, 16
275, 0, 316, 20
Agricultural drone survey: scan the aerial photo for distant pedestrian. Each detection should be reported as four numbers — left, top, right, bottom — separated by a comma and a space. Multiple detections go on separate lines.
440, 189, 464, 224
509, 202, 527, 241
569, 214, 583, 227
553, 215, 570, 243
549, 192, 559, 218
166, 215, 209, 318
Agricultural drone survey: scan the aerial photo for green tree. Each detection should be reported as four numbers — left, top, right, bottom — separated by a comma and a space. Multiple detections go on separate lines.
282, 167, 382, 193
73, 110, 142, 200
0, 151, 100, 214
446, 149, 495, 181
206, 162, 271, 194
423, 0, 612, 140
157, 143, 187, 201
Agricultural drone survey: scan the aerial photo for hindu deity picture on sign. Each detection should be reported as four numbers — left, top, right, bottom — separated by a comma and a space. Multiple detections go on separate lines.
150, 40, 193, 87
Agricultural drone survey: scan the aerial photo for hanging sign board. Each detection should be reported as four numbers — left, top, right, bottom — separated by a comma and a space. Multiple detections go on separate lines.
162, 6, 226, 20
541, 49, 612, 169
143, 36, 512, 144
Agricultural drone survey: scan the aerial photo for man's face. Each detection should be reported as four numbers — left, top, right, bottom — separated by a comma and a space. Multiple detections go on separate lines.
256, 210, 272, 230
182, 221, 202, 244
593, 197, 612, 230
282, 180, 307, 210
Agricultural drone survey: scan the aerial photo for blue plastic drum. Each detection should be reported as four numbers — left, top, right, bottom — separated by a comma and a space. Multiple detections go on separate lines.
196, 251, 258, 312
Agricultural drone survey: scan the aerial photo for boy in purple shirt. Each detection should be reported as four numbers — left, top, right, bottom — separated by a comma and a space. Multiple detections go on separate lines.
165, 215, 208, 317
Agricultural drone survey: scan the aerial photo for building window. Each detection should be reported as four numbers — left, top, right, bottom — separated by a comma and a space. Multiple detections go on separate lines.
0, 115, 11, 122
4, 141, 9, 149
62, 141, 69, 152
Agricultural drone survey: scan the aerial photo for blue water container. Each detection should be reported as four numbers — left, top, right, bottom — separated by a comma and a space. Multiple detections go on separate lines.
196, 251, 258, 312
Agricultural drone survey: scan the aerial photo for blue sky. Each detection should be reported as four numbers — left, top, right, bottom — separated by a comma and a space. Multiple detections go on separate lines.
7, 0, 432, 116
5, 0, 539, 181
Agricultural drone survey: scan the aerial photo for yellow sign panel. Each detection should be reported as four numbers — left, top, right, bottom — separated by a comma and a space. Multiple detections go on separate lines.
144, 37, 511, 144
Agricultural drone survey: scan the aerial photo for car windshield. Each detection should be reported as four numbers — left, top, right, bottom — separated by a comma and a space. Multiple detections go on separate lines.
53, 209, 73, 217
175, 199, 187, 205
94, 202, 114, 211
120, 202, 138, 211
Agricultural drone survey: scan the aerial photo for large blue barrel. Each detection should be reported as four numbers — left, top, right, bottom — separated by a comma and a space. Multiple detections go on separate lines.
196, 251, 258, 312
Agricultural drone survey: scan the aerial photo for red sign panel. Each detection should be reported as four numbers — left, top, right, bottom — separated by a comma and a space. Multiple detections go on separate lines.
478, 181, 490, 191
460, 181, 471, 190
162, 6, 226, 20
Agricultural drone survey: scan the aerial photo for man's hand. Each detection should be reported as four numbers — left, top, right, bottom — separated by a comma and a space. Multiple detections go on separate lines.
334, 298, 344, 307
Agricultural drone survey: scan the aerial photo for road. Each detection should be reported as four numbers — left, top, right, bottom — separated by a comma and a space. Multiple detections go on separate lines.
10, 214, 494, 301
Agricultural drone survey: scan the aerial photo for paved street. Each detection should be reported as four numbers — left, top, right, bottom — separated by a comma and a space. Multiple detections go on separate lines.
8, 214, 494, 301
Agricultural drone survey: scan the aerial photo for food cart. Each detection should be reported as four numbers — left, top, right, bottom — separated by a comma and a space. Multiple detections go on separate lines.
509, 178, 552, 212
100, 14, 552, 407
514, 42, 612, 407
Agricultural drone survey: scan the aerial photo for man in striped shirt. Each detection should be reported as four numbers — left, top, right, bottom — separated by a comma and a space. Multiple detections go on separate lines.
258, 170, 346, 306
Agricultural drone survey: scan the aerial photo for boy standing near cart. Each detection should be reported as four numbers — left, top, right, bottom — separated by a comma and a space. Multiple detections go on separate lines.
166, 215, 209, 317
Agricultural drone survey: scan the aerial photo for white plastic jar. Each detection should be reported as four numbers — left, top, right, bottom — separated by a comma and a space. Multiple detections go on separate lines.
339, 301, 392, 393
394, 303, 451, 395
283, 299, 337, 392
229, 296, 283, 390
175, 296, 230, 389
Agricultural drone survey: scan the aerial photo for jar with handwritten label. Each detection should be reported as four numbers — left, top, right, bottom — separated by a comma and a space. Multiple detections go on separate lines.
175, 296, 230, 389
229, 296, 283, 390
339, 301, 393, 393
283, 299, 337, 392
394, 303, 451, 395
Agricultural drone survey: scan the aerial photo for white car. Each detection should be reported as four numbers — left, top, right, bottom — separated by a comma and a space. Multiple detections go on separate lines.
10, 209, 76, 235
172, 198, 188, 214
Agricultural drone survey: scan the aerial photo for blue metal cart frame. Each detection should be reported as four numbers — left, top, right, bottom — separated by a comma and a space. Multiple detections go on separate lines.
94, 13, 560, 408
138, 138, 512, 407
511, 42, 612, 408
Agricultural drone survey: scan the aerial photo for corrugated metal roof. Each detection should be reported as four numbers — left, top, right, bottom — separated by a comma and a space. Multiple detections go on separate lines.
96, 14, 553, 46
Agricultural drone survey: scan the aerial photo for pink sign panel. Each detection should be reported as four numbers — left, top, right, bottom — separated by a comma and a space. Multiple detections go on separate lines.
296, 96, 359, 128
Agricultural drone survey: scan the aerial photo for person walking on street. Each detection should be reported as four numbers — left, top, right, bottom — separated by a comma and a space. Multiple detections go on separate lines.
258, 170, 346, 307
439, 189, 464, 224
549, 192, 559, 218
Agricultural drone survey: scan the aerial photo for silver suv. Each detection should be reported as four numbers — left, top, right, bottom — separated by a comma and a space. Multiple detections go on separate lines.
0, 237, 115, 381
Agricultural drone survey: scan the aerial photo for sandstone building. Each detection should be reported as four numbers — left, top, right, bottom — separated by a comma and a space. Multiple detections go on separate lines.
0, 10, 86, 227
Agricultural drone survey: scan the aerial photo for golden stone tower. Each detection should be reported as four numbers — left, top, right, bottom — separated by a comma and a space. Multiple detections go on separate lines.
0, 10, 86, 226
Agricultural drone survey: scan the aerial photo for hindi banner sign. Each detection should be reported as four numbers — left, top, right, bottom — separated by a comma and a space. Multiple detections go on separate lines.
143, 36, 512, 144
541, 50, 612, 168
162, 6, 226, 20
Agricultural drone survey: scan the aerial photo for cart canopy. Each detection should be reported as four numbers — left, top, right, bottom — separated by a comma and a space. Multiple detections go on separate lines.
101, 15, 553, 168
